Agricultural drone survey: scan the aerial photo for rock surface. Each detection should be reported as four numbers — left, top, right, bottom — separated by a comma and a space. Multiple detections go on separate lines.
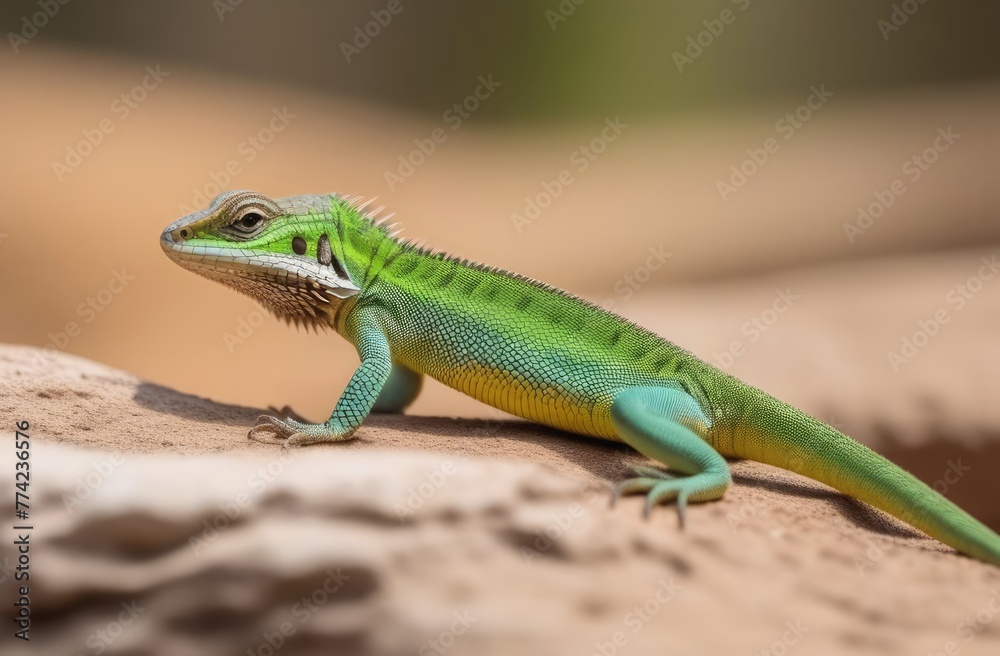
2, 345, 1000, 656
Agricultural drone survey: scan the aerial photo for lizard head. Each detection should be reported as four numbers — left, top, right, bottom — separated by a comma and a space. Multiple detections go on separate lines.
161, 190, 368, 327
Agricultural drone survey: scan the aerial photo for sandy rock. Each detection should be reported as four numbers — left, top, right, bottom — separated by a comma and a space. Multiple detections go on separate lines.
2, 347, 1000, 655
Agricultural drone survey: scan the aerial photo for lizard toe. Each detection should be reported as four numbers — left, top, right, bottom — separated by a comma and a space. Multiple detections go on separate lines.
612, 464, 720, 530
247, 415, 299, 443
282, 432, 312, 448
628, 463, 676, 480
610, 477, 659, 508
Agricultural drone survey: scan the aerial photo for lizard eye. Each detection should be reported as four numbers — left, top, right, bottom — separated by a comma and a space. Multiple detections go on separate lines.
238, 212, 264, 230
221, 209, 269, 239
217, 196, 277, 240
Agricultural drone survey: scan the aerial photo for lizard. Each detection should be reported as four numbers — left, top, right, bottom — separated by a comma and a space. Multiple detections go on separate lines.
161, 189, 1000, 567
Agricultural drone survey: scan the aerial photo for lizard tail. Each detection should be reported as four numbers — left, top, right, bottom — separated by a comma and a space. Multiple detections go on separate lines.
714, 384, 1000, 567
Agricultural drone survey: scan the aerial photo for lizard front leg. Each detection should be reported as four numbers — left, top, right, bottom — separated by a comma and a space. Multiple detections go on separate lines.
248, 307, 392, 447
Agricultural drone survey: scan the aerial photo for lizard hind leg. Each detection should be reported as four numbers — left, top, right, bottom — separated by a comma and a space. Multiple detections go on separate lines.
609, 386, 732, 527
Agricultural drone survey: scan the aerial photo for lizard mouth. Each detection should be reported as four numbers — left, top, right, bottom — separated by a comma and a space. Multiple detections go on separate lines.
160, 230, 360, 326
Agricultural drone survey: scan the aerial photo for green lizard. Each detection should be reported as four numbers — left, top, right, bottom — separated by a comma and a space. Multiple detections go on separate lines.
161, 190, 1000, 566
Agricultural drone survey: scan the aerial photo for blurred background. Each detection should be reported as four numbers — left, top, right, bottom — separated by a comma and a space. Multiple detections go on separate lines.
5, 6, 1000, 653
2, 0, 999, 474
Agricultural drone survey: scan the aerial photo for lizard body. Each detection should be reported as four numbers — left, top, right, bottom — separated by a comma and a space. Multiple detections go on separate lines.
162, 190, 1000, 566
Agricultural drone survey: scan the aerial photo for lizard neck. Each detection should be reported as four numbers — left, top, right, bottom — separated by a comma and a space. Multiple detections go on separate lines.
333, 206, 404, 287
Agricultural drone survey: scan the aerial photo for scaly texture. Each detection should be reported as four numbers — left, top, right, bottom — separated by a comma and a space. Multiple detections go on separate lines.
160, 190, 1000, 566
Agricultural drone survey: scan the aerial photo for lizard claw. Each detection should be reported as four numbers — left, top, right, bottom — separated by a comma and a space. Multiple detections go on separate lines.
247, 415, 301, 443
248, 414, 357, 447
610, 477, 659, 509
611, 465, 690, 529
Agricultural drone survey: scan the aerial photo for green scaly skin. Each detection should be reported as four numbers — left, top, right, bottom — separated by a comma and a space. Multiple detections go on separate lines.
161, 190, 1000, 566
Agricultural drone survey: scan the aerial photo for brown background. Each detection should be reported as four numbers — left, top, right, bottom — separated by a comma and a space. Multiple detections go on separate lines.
2, 48, 999, 419
0, 1, 998, 498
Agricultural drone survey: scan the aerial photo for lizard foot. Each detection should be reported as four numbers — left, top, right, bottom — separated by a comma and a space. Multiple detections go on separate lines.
247, 415, 356, 448
610, 464, 696, 528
